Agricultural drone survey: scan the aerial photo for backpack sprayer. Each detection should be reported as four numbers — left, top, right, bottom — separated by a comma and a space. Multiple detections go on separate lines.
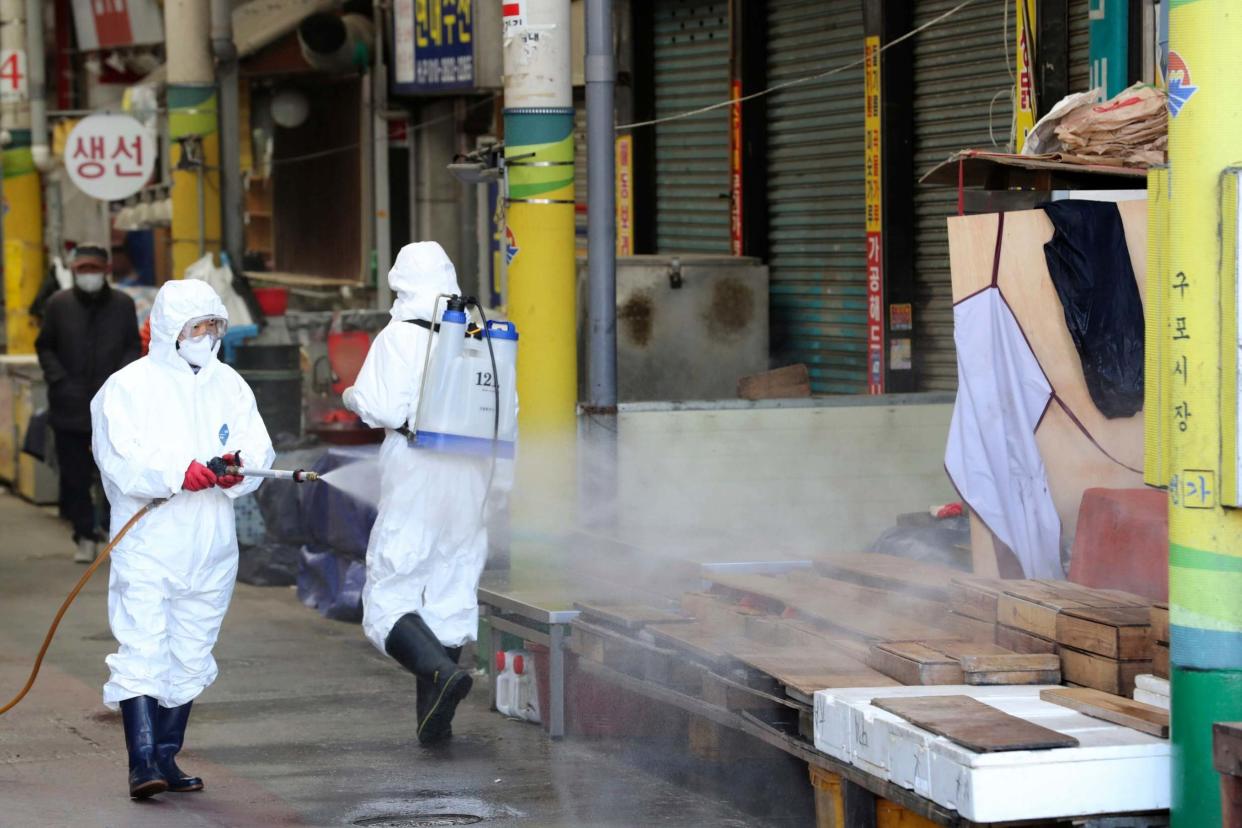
0, 463, 320, 716
407, 294, 519, 459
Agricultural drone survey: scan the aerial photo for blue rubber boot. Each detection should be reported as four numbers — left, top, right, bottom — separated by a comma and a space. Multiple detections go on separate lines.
156, 702, 204, 792
119, 696, 168, 800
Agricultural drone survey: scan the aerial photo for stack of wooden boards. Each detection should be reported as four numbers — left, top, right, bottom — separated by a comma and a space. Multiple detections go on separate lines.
950, 576, 1157, 695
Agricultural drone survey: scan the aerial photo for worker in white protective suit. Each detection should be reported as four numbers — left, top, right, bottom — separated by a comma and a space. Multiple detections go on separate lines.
90, 279, 274, 799
343, 242, 498, 745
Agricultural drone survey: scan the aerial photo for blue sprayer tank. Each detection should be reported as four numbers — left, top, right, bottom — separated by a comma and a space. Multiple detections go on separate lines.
413, 300, 518, 458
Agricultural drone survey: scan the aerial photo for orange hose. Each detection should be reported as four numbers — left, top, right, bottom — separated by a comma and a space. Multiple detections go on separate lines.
0, 501, 163, 715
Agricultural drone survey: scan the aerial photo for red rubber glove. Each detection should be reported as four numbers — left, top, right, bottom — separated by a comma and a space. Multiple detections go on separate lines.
217, 452, 244, 489
183, 461, 218, 492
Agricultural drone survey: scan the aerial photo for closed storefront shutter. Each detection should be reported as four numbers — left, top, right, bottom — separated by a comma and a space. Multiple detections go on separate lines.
911, 0, 1014, 391
653, 0, 731, 253
766, 0, 866, 394
1070, 0, 1092, 93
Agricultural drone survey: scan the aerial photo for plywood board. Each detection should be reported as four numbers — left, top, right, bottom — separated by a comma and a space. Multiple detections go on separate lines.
948, 576, 1006, 621
871, 695, 1079, 753
1060, 646, 1152, 696
1040, 687, 1169, 738
1056, 605, 1152, 660
996, 624, 1059, 655
645, 621, 744, 668
947, 204, 1147, 573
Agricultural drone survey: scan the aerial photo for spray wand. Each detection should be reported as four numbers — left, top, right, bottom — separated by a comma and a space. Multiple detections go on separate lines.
0, 460, 320, 716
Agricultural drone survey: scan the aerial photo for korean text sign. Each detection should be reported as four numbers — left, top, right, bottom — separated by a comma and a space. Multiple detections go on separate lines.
65, 114, 156, 201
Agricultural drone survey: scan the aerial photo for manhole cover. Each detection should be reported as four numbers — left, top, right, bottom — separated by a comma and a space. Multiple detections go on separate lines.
353, 816, 482, 827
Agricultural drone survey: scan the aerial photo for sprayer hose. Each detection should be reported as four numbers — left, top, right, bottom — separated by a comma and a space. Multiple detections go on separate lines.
0, 501, 160, 716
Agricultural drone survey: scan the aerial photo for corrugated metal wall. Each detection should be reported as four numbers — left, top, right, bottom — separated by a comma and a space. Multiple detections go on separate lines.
911, 0, 1014, 391
653, 0, 731, 253
766, 0, 867, 394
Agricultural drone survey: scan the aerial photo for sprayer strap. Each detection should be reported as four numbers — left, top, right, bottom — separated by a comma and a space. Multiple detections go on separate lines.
406, 319, 483, 338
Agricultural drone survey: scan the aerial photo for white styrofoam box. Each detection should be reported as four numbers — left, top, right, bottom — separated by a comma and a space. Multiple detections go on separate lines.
928, 725, 1169, 822
814, 686, 1170, 823
813, 685, 1061, 775
1135, 674, 1171, 697
1134, 689, 1171, 710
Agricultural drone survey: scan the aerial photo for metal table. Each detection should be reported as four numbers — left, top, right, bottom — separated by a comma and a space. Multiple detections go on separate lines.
477, 578, 582, 739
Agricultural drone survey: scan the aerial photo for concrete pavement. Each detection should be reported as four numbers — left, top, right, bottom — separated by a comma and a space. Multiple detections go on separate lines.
0, 491, 800, 827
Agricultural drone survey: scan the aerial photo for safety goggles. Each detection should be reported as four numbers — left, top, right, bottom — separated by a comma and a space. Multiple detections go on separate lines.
179, 315, 229, 343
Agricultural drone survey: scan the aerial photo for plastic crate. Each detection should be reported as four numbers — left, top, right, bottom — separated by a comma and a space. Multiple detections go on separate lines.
808, 765, 844, 828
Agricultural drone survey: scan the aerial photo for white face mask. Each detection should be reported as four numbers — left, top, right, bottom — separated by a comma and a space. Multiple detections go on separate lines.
178, 334, 219, 368
75, 273, 105, 293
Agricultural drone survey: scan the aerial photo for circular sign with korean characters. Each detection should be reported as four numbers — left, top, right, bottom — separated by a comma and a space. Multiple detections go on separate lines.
64, 113, 156, 201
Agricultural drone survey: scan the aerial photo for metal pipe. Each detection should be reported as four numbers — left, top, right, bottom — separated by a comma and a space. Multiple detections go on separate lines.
373, 7, 392, 310
585, 0, 616, 410
224, 466, 320, 482
24, 0, 49, 171
211, 0, 244, 273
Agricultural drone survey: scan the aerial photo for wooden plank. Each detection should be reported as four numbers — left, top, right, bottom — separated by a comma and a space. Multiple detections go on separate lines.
871, 695, 1080, 753
1153, 642, 1170, 679
1060, 646, 1152, 696
941, 611, 999, 643
645, 621, 743, 668
708, 573, 960, 642
868, 642, 964, 686
995, 623, 1059, 655
948, 576, 1006, 622
960, 653, 1061, 672
1150, 602, 1170, 644
736, 363, 811, 400
1214, 722, 1242, 777
1040, 687, 1170, 738
1056, 605, 1153, 660
814, 552, 959, 603
734, 646, 899, 696
573, 602, 691, 631
931, 640, 1013, 659
964, 669, 1062, 685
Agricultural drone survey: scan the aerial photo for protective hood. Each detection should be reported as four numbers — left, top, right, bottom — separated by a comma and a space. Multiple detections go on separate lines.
149, 279, 229, 369
388, 242, 462, 321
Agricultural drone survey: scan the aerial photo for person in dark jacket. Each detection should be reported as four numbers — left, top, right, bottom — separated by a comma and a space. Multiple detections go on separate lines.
34, 244, 142, 562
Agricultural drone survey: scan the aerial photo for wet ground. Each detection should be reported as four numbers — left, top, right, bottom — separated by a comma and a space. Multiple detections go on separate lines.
0, 492, 805, 827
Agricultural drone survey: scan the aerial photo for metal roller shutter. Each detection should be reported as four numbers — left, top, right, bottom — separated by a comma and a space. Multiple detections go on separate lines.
766, 0, 866, 394
912, 0, 1013, 391
1069, 0, 1091, 93
653, 0, 731, 253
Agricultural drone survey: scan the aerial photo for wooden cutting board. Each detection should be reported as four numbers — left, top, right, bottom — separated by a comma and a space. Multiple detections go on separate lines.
871, 695, 1080, 753
1056, 605, 1152, 660
573, 602, 691, 631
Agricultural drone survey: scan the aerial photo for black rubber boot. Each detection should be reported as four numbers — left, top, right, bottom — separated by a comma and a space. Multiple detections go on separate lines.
156, 702, 204, 792
119, 696, 168, 800
386, 614, 472, 745
416, 646, 463, 739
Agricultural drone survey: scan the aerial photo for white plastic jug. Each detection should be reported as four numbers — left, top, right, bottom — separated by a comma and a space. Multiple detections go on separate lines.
414, 305, 518, 458
512, 651, 541, 724
494, 649, 540, 723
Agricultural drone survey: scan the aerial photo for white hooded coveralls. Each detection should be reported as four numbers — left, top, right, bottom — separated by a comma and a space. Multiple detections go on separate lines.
346, 243, 492, 652
91, 279, 275, 709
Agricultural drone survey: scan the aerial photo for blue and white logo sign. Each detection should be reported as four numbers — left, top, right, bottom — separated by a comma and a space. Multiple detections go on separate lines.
1167, 52, 1198, 118
219, 424, 229, 446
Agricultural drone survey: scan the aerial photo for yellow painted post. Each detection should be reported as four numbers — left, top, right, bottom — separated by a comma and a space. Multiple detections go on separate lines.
1159, 1, 1242, 825
3, 139, 44, 354
1013, 0, 1038, 151
168, 87, 222, 278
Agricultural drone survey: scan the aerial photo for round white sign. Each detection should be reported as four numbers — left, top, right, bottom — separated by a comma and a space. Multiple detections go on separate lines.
64, 113, 156, 201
